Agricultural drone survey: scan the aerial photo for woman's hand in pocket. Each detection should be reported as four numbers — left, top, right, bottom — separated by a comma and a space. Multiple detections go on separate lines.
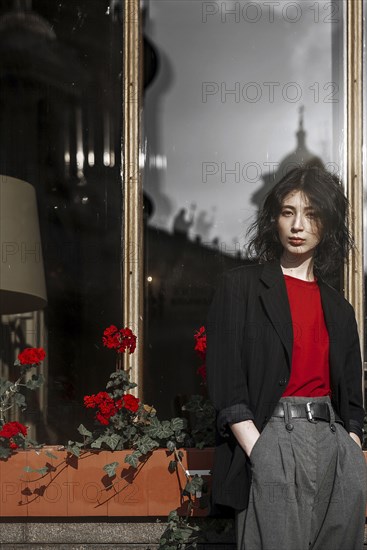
349, 432, 362, 449
230, 419, 261, 458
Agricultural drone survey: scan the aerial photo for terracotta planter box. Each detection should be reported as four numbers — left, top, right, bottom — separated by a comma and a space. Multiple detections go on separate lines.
0, 447, 214, 517
3, 448, 364, 518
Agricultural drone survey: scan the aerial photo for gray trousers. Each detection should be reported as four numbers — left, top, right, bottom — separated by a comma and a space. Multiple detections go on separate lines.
235, 396, 367, 550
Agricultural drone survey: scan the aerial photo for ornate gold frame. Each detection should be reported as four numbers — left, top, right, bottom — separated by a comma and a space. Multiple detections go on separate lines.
345, 0, 364, 384
122, 0, 143, 395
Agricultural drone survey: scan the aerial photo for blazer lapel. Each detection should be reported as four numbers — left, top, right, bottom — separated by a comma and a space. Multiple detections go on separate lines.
317, 279, 343, 387
259, 262, 293, 368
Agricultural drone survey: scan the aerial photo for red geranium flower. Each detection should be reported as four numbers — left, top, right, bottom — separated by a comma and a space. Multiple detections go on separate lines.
102, 326, 137, 354
0, 421, 28, 438
194, 326, 206, 360
18, 347, 46, 367
122, 394, 140, 413
84, 391, 120, 425
104, 325, 118, 337
194, 327, 207, 383
95, 412, 110, 426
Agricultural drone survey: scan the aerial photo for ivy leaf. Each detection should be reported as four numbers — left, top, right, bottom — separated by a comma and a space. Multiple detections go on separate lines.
103, 433, 121, 450
44, 450, 58, 460
0, 446, 11, 459
26, 437, 42, 447
174, 430, 186, 444
184, 475, 203, 497
166, 440, 176, 452
77, 424, 92, 437
0, 379, 12, 396
103, 461, 119, 478
25, 374, 44, 390
170, 417, 186, 431
136, 435, 159, 455
167, 510, 179, 522
109, 372, 120, 379
24, 465, 49, 476
124, 450, 142, 469
14, 393, 26, 410
90, 437, 104, 449
65, 442, 81, 457
144, 417, 173, 439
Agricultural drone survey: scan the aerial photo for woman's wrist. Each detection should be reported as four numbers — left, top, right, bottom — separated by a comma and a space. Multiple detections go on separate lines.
349, 432, 362, 448
230, 419, 261, 457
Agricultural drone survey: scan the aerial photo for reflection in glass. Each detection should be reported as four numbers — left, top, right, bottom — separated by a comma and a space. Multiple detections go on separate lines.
0, 0, 123, 442
142, 0, 345, 419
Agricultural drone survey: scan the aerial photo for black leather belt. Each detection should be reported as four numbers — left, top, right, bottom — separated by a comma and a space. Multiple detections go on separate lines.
271, 401, 343, 424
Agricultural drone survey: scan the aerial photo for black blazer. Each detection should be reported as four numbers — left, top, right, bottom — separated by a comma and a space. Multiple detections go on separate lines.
206, 261, 364, 510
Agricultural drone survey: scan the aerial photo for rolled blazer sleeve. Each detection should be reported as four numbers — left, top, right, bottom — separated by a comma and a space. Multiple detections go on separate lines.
344, 305, 365, 444
206, 269, 255, 437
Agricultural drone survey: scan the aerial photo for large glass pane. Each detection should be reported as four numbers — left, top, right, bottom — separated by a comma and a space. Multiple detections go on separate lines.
142, 0, 345, 418
0, 0, 123, 442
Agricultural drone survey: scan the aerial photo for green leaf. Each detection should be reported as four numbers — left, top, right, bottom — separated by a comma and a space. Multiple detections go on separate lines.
167, 510, 178, 522
124, 450, 142, 469
14, 393, 26, 409
144, 417, 173, 440
0, 446, 11, 459
26, 438, 42, 447
12, 434, 26, 447
77, 424, 92, 437
0, 379, 12, 396
103, 433, 121, 450
66, 442, 81, 457
184, 475, 203, 496
103, 461, 119, 478
166, 440, 176, 452
45, 450, 58, 460
90, 437, 103, 449
136, 434, 159, 455
24, 465, 49, 475
35, 467, 50, 476
170, 417, 186, 431
25, 373, 44, 390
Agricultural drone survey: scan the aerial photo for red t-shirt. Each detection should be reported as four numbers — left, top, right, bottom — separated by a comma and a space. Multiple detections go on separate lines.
282, 274, 331, 397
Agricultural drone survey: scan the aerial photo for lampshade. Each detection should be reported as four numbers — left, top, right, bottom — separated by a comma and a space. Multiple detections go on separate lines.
0, 175, 47, 314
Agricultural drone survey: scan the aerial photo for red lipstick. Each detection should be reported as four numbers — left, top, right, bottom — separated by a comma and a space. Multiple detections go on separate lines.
289, 238, 305, 245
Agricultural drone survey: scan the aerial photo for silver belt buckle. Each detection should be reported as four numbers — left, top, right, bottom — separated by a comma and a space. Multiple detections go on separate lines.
306, 401, 317, 423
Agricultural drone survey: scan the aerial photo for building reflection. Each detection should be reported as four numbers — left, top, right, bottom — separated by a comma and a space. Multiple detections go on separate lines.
143, 108, 336, 419
251, 106, 324, 210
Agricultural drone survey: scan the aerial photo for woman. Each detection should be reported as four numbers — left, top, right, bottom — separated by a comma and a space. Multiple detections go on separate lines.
206, 166, 367, 550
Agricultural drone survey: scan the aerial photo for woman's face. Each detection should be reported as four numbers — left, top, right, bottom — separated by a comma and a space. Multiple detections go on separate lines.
277, 190, 322, 261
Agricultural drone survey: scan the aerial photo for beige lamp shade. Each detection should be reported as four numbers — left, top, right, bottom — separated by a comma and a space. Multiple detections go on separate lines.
0, 175, 47, 314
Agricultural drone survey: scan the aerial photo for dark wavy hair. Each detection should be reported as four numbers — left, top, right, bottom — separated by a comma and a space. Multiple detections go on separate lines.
246, 166, 354, 277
